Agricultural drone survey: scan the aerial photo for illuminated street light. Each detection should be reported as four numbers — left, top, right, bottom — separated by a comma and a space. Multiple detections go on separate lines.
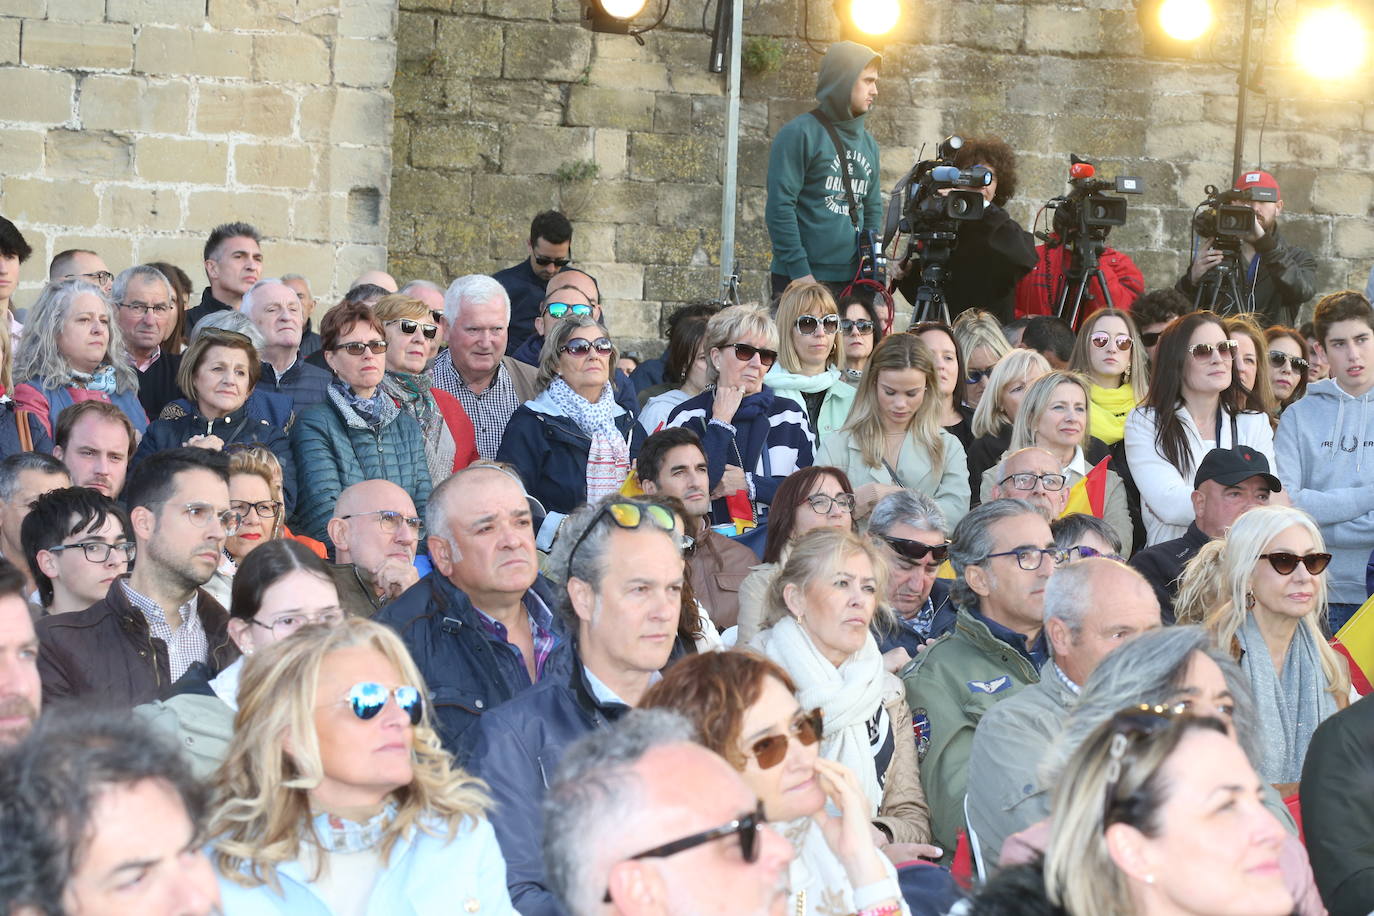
836, 0, 901, 36
1157, 0, 1212, 41
1294, 6, 1368, 79
584, 0, 649, 33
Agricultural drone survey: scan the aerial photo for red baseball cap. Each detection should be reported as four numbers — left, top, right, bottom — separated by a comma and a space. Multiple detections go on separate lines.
1234, 169, 1281, 197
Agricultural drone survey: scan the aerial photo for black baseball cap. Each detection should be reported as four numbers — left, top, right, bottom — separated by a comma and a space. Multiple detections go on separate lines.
1193, 447, 1281, 491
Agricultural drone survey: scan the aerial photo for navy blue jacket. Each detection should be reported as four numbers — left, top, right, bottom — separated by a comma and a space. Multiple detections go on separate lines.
0, 400, 54, 459
135, 392, 298, 512
259, 357, 333, 411
875, 578, 957, 656
628, 356, 666, 395
373, 572, 568, 759
494, 260, 547, 355
463, 656, 627, 916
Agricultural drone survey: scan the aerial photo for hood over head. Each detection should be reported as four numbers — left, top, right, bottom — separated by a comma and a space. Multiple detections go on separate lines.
816, 41, 881, 123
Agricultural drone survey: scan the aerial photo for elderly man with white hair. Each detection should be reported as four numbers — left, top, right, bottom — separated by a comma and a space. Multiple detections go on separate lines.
239, 277, 332, 410
429, 275, 539, 459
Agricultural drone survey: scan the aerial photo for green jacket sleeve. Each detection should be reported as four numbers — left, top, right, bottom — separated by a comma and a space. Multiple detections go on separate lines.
905, 661, 973, 865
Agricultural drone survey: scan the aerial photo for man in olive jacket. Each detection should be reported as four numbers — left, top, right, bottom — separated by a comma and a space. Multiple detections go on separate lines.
900, 498, 1058, 865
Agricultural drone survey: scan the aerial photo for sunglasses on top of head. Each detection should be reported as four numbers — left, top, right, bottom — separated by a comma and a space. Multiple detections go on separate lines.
795, 314, 840, 336
386, 318, 438, 340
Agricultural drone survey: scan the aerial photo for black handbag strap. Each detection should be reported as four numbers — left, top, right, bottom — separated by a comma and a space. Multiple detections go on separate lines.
810, 109, 860, 230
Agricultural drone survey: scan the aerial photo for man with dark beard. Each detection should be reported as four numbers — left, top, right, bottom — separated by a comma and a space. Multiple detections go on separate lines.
0, 557, 39, 746
1177, 170, 1317, 326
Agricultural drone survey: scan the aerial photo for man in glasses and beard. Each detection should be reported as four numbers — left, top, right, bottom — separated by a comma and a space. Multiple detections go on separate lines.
868, 489, 956, 670
495, 209, 575, 356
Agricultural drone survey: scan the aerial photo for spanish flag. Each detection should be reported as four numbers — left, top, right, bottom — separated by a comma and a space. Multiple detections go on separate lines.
1061, 455, 1112, 519
1333, 594, 1374, 696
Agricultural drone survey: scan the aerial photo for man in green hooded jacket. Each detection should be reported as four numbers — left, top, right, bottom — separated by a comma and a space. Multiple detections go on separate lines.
765, 41, 881, 298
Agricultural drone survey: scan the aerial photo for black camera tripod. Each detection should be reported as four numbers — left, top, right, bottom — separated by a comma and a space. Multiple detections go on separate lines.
1193, 243, 1249, 314
904, 231, 958, 326
1054, 230, 1115, 330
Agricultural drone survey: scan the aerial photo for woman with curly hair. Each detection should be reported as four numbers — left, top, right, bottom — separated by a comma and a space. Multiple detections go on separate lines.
208, 617, 516, 913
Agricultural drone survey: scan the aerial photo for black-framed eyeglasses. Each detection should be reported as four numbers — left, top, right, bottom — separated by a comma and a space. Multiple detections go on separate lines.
1259, 551, 1331, 576
118, 301, 175, 317
985, 546, 1070, 571
998, 472, 1068, 492
749, 708, 823, 769
804, 492, 855, 515
387, 318, 438, 340
1188, 340, 1238, 362
339, 509, 424, 536
231, 499, 283, 520
183, 503, 241, 535
1268, 350, 1309, 373
560, 336, 614, 357
331, 339, 388, 356
568, 501, 678, 574
795, 314, 840, 336
45, 540, 137, 564
728, 343, 777, 368
965, 367, 992, 385
880, 535, 948, 563
840, 318, 874, 334
545, 302, 594, 320
1140, 331, 1162, 348
534, 255, 572, 268
1065, 544, 1124, 562
67, 270, 113, 286
602, 802, 766, 903
251, 608, 346, 637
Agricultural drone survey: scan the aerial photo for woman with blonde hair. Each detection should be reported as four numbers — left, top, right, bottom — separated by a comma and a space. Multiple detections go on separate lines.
208, 617, 515, 913
1067, 307, 1148, 446
1198, 504, 1350, 788
952, 308, 1012, 412
967, 348, 1050, 506
1225, 315, 1279, 422
817, 333, 969, 527
765, 279, 856, 441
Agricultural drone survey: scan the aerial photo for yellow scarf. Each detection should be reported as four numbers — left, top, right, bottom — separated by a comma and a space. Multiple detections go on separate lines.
1089, 382, 1137, 445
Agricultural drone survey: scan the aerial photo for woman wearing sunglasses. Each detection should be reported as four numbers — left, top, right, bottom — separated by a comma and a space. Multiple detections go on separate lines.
1124, 311, 1276, 546
764, 280, 857, 442
642, 650, 926, 916
664, 305, 815, 530
291, 301, 431, 550
1066, 308, 1147, 446
1263, 325, 1310, 414
817, 333, 970, 529
137, 539, 345, 780
373, 293, 478, 484
952, 309, 1011, 412
207, 617, 515, 914
967, 349, 1050, 507
837, 293, 886, 383
752, 528, 937, 852
1197, 505, 1350, 790
136, 327, 298, 513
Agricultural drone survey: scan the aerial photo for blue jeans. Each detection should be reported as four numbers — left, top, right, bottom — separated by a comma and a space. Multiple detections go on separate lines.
1328, 602, 1362, 636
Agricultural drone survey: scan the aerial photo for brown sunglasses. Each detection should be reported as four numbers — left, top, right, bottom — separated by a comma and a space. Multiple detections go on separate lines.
749, 708, 823, 769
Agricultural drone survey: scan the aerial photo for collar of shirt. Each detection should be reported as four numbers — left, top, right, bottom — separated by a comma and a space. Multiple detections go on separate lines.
582, 664, 662, 707
473, 589, 559, 679
120, 578, 197, 625
1051, 660, 1081, 696
897, 597, 937, 637
130, 349, 162, 373
1064, 445, 1088, 479
969, 606, 1048, 667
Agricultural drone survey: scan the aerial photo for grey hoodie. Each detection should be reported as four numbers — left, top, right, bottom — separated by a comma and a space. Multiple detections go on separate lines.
1275, 377, 1374, 604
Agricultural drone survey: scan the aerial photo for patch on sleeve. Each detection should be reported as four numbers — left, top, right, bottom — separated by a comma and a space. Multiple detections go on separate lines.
966, 675, 1011, 695
912, 707, 931, 760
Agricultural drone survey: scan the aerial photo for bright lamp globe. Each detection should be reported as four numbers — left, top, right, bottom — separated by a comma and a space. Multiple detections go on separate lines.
1295, 8, 1367, 79
600, 0, 647, 18
849, 0, 900, 35
1157, 0, 1212, 41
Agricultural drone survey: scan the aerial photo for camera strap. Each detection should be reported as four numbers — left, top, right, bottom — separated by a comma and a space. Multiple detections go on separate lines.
810, 110, 861, 231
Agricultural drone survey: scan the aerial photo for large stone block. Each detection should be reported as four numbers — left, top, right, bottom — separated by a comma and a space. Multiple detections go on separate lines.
1311, 171, 1374, 217
656, 182, 720, 228
410, 121, 500, 171
137, 236, 209, 277
414, 211, 489, 265
577, 261, 643, 301
569, 180, 657, 225
50, 234, 134, 275
235, 144, 318, 190
470, 174, 557, 242
300, 87, 394, 145
616, 224, 716, 266
391, 168, 472, 215
102, 185, 182, 232
136, 137, 229, 185
253, 34, 331, 84
1334, 219, 1374, 260
207, 0, 296, 31
1, 67, 75, 125
500, 125, 593, 175
502, 21, 590, 82
335, 37, 397, 89
106, 0, 205, 25
80, 75, 190, 134
433, 16, 504, 78
593, 128, 628, 180
42, 0, 104, 22
628, 132, 719, 183
135, 27, 251, 79
0, 130, 44, 174
1143, 122, 1234, 161
643, 264, 717, 302
587, 58, 672, 93
0, 19, 18, 66
185, 190, 292, 238
196, 85, 296, 137
340, 0, 396, 38
485, 0, 552, 17
568, 86, 656, 131
46, 130, 134, 180
0, 178, 100, 226
22, 19, 132, 71
323, 146, 391, 197
467, 78, 562, 125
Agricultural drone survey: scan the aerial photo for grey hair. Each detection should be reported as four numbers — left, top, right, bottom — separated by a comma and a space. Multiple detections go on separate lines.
399, 279, 442, 297
13, 279, 139, 395
536, 316, 616, 393
1037, 625, 1261, 788
1050, 513, 1122, 555
443, 274, 510, 326
948, 497, 1041, 609
111, 265, 173, 306
868, 489, 948, 540
546, 502, 615, 630
0, 452, 69, 502
424, 462, 530, 546
1041, 555, 1143, 629
279, 272, 310, 287
238, 277, 291, 322
190, 309, 265, 352
544, 709, 697, 916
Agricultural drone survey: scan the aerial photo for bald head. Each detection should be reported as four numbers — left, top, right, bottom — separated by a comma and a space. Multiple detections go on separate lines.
992, 447, 1069, 520
546, 268, 600, 306
1044, 557, 1160, 685
351, 270, 397, 293
328, 479, 420, 569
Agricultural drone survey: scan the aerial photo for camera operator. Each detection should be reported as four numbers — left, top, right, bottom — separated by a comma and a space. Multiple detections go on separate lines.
1013, 203, 1145, 320
765, 41, 882, 299
895, 136, 1037, 323
1177, 170, 1317, 325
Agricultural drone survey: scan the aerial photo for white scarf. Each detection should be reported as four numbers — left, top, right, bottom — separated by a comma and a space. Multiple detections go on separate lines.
756, 616, 886, 812
546, 376, 629, 502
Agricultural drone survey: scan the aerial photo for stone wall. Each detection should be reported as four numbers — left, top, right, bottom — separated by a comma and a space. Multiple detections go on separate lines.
389, 0, 1374, 352
0, 0, 399, 305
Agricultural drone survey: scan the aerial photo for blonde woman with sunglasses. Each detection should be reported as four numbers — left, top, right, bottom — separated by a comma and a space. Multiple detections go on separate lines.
1066, 307, 1148, 446
765, 279, 856, 442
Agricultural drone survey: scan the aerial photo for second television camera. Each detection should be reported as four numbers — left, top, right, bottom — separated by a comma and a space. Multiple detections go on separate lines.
1192, 183, 1277, 248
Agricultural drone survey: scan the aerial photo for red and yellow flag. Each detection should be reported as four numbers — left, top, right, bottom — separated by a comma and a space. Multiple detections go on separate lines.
1061, 455, 1112, 519
1333, 594, 1374, 696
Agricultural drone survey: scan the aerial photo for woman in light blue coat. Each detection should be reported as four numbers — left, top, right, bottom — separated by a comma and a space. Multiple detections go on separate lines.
765, 279, 856, 442
818, 333, 969, 529
207, 618, 516, 915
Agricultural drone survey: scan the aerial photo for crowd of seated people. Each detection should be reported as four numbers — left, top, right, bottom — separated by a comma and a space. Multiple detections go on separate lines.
1, 204, 1372, 916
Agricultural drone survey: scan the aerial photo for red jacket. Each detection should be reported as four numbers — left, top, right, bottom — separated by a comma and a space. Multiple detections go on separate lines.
1014, 240, 1145, 325
432, 387, 479, 471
